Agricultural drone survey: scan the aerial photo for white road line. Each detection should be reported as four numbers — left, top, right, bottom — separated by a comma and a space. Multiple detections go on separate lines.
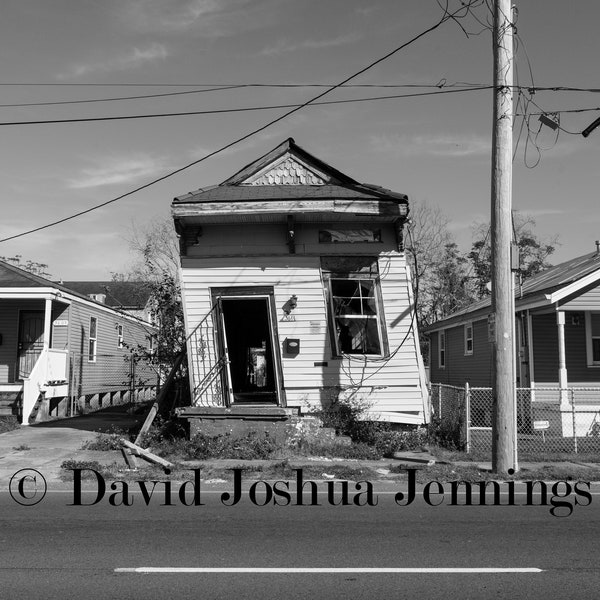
114, 567, 544, 574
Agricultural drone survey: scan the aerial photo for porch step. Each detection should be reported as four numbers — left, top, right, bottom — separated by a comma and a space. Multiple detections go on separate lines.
0, 388, 23, 417
177, 405, 289, 422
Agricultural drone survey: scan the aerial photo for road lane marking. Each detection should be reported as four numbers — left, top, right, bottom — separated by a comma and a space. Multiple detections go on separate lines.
115, 567, 544, 574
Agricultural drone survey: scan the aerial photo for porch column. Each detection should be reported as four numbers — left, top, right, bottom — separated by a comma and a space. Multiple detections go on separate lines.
43, 297, 52, 351
557, 311, 569, 407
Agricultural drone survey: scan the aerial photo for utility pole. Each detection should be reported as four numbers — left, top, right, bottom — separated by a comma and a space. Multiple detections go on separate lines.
490, 0, 516, 474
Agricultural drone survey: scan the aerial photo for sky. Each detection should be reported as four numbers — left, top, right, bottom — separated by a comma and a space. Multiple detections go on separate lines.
1, 0, 599, 280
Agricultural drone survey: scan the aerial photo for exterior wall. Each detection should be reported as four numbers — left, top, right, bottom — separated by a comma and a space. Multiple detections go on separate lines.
428, 319, 491, 387
180, 223, 428, 423
65, 299, 155, 396
532, 311, 600, 385
559, 281, 600, 311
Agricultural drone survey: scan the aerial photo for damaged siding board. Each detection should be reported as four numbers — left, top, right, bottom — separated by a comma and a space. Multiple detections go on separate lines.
181, 252, 425, 416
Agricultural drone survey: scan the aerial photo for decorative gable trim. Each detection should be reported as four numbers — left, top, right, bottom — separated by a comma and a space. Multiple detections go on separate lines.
241, 154, 329, 186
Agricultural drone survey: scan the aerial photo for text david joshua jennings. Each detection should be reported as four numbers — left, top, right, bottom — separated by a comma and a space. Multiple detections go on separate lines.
66, 467, 592, 517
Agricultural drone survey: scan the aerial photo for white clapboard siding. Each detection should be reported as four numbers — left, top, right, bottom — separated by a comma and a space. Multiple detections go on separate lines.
181, 253, 428, 422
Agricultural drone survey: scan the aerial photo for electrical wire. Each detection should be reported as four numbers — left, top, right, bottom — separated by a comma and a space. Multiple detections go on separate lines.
0, 0, 486, 244
0, 86, 491, 127
0, 81, 490, 108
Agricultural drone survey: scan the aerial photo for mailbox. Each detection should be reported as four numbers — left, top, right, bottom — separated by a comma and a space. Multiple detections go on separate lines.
284, 338, 300, 355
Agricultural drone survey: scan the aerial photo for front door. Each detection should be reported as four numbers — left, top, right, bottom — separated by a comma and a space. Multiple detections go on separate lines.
17, 311, 45, 379
218, 296, 281, 404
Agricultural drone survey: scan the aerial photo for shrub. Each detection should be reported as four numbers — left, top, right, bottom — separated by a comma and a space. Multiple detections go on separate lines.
82, 427, 127, 451
371, 428, 428, 457
427, 415, 465, 451
137, 415, 188, 448
166, 431, 278, 461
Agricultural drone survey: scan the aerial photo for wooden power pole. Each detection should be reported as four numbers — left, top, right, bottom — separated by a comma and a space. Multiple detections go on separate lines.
490, 0, 516, 474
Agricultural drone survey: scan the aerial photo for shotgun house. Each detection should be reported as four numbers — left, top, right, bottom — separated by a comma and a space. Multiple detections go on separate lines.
172, 138, 429, 428
0, 260, 156, 424
425, 245, 600, 437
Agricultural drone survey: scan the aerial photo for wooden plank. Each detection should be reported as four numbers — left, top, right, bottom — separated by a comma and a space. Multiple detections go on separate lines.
133, 350, 187, 446
121, 439, 174, 471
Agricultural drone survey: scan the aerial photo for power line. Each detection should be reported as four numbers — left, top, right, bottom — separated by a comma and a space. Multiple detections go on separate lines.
1, 83, 598, 109
0, 87, 491, 126
0, 0, 485, 244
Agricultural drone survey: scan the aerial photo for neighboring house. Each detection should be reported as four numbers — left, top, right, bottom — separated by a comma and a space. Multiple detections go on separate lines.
425, 246, 600, 434
0, 261, 156, 424
171, 138, 429, 426
59, 280, 153, 322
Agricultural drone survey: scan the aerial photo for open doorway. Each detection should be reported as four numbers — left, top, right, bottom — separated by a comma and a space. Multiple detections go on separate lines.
218, 295, 282, 405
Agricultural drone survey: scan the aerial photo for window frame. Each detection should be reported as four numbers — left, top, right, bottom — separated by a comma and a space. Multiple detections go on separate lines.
88, 316, 98, 363
585, 311, 600, 367
464, 322, 474, 356
116, 323, 124, 349
438, 330, 446, 369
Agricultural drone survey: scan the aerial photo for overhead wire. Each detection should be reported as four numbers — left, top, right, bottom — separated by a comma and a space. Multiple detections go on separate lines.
0, 0, 486, 244
0, 86, 492, 126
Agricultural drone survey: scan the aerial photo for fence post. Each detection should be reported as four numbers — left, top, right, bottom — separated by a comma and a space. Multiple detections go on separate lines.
465, 382, 471, 453
571, 388, 578, 454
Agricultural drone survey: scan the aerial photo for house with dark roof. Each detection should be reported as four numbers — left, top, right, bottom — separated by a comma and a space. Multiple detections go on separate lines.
0, 260, 156, 424
171, 138, 429, 427
425, 245, 600, 436
58, 280, 153, 322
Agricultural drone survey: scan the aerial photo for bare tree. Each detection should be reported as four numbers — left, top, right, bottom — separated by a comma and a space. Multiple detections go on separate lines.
120, 217, 180, 282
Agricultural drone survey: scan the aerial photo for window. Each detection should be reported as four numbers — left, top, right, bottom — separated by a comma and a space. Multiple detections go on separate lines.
586, 312, 600, 366
148, 334, 155, 354
319, 229, 381, 243
464, 323, 473, 355
321, 256, 387, 357
328, 278, 383, 355
117, 324, 124, 348
439, 330, 446, 368
88, 316, 97, 362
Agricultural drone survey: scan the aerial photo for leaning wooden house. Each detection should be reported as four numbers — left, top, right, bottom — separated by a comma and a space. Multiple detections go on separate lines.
172, 138, 429, 429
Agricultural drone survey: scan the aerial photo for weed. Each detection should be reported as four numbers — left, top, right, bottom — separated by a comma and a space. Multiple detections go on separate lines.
12, 444, 30, 451
60, 459, 108, 476
82, 429, 126, 451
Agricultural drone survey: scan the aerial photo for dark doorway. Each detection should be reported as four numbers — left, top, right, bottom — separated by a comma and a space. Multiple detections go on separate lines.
220, 297, 278, 404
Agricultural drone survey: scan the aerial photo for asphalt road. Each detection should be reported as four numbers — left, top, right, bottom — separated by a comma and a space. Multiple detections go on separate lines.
1, 478, 599, 600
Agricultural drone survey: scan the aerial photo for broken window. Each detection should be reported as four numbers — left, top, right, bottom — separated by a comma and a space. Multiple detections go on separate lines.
321, 257, 386, 357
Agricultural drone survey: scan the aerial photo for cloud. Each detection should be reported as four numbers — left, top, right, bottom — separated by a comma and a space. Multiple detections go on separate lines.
370, 132, 491, 158
67, 155, 168, 189
119, 0, 270, 37
259, 33, 361, 57
58, 43, 168, 79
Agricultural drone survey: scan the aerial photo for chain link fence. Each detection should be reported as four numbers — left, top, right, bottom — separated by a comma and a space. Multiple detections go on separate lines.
66, 352, 158, 417
430, 383, 600, 457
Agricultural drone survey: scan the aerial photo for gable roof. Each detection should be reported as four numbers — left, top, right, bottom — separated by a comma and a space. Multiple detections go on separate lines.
0, 260, 152, 324
58, 281, 151, 309
173, 138, 408, 206
424, 249, 600, 332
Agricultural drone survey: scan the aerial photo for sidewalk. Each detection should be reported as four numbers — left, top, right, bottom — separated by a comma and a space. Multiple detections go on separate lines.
1, 411, 600, 486
0, 406, 144, 485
